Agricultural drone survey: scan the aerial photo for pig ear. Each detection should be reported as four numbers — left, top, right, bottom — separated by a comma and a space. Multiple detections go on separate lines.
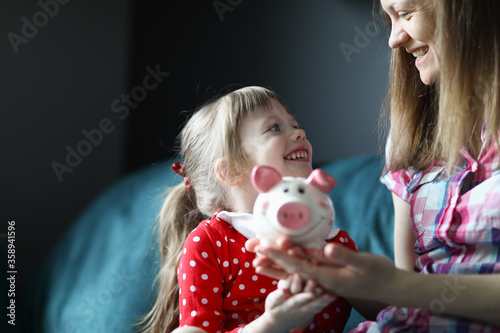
306, 169, 337, 194
251, 165, 282, 193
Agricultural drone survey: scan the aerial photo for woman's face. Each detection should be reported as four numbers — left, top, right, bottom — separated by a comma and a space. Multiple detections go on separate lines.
380, 0, 439, 85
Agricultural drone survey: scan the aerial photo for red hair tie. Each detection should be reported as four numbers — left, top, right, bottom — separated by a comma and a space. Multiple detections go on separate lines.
171, 162, 192, 192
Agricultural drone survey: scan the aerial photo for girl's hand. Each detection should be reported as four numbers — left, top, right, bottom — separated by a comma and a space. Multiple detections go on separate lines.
253, 274, 336, 332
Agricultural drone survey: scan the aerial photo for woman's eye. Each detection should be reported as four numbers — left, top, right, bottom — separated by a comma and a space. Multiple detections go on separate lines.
398, 12, 410, 19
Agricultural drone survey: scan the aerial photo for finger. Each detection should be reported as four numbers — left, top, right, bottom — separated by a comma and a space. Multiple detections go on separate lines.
277, 277, 291, 291
275, 236, 294, 251
297, 293, 338, 313
255, 265, 290, 280
304, 278, 318, 294
324, 243, 360, 267
281, 291, 315, 309
289, 273, 303, 294
287, 246, 307, 259
266, 288, 289, 310
245, 238, 261, 253
258, 248, 314, 278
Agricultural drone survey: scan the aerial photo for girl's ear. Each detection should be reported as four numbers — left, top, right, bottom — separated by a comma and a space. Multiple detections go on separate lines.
215, 158, 245, 185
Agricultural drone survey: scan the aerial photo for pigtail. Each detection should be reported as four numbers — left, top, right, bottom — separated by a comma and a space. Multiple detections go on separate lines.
138, 182, 203, 333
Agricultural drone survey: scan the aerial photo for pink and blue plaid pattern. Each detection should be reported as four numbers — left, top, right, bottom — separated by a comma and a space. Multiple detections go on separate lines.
352, 130, 500, 332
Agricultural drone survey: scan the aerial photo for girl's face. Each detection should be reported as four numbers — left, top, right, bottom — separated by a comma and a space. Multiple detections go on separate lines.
239, 99, 313, 181
381, 0, 439, 85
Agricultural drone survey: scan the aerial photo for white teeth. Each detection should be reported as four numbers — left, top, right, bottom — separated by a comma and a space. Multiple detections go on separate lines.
285, 151, 308, 160
412, 47, 428, 57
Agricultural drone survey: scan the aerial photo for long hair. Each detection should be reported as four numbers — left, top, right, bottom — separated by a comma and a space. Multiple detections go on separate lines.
138, 86, 289, 333
382, 0, 500, 171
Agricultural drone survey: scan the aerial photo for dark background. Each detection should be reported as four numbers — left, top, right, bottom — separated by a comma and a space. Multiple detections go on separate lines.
1, 0, 389, 287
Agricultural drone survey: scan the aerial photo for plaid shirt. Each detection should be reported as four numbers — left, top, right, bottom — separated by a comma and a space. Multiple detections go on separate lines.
352, 129, 500, 332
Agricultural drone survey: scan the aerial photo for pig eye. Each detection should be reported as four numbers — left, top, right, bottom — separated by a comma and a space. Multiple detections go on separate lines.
298, 187, 305, 194
283, 188, 289, 193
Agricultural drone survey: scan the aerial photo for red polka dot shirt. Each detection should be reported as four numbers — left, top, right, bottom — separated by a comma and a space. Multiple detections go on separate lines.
177, 212, 357, 333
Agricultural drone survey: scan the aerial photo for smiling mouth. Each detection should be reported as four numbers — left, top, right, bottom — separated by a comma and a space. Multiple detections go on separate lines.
284, 149, 308, 161
271, 216, 328, 239
412, 47, 428, 58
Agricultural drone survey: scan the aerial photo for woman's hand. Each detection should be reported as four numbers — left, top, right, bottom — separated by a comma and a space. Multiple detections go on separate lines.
247, 237, 399, 302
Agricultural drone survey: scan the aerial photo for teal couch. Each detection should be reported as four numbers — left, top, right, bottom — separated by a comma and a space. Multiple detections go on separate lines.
21, 155, 394, 333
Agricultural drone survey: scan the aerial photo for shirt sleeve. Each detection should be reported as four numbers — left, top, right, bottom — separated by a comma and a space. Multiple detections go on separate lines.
379, 133, 414, 202
178, 223, 244, 333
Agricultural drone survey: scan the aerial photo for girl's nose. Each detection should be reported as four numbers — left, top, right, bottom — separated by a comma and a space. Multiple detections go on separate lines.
388, 21, 409, 49
293, 128, 306, 141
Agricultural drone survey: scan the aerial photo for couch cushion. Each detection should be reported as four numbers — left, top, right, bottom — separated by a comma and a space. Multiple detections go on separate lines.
22, 155, 393, 332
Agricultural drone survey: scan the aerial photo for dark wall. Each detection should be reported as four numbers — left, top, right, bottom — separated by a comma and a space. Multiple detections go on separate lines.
126, 0, 391, 170
1, 0, 132, 284
1, 0, 390, 286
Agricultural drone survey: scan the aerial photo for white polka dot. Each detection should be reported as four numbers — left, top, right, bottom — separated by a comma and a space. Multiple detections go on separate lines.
213, 287, 219, 293
202, 274, 208, 280
233, 258, 239, 264
232, 300, 238, 306
182, 299, 186, 305
232, 313, 238, 319
323, 313, 330, 319
203, 321, 209, 327
241, 247, 246, 253
253, 298, 259, 303
252, 275, 258, 281
227, 292, 231, 297
254, 315, 260, 319
336, 307, 341, 313
309, 323, 315, 329
183, 248, 187, 254
202, 252, 208, 258
216, 241, 222, 247
272, 280, 278, 285
190, 260, 196, 267
182, 273, 186, 280
217, 258, 221, 264
193, 236, 200, 242
260, 288, 266, 293
190, 285, 196, 292
214, 311, 220, 315
223, 261, 229, 267
238, 269, 243, 275
230, 239, 235, 242
239, 284, 245, 290
244, 262, 250, 268
225, 236, 228, 242
180, 314, 182, 320
202, 298, 208, 304
191, 310, 197, 317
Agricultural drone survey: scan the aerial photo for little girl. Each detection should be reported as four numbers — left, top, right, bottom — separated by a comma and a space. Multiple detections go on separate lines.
140, 86, 357, 333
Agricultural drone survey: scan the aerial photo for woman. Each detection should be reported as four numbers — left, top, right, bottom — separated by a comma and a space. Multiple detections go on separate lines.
247, 0, 500, 331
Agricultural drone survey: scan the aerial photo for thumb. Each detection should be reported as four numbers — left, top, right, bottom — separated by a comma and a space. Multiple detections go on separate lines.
324, 243, 360, 267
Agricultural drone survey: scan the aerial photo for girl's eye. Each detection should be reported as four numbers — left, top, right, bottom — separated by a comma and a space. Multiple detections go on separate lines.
268, 124, 281, 132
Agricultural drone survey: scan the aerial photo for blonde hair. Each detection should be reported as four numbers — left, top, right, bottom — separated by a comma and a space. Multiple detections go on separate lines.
138, 86, 289, 333
382, 0, 500, 171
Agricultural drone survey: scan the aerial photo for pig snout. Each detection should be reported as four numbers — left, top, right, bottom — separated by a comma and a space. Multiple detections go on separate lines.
276, 202, 310, 230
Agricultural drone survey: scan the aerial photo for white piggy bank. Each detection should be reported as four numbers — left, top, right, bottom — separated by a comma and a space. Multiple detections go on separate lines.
251, 165, 340, 249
